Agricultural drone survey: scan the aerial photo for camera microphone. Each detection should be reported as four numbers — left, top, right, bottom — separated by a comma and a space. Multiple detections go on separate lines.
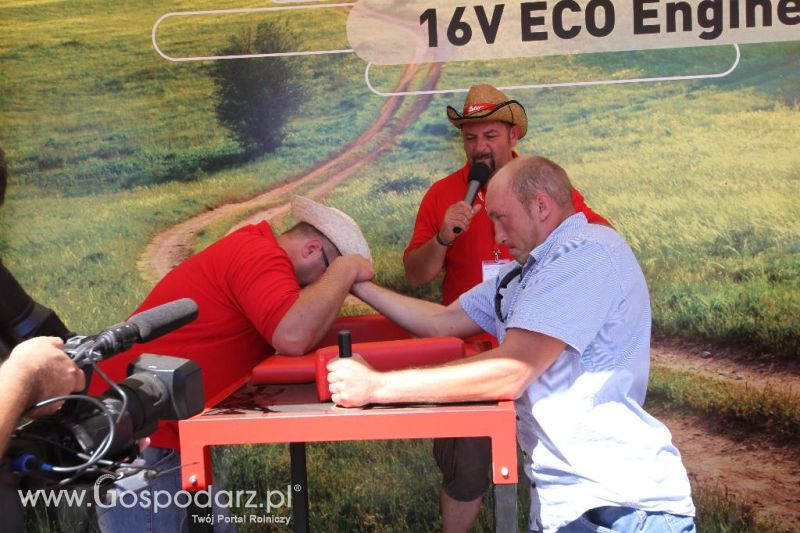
454, 163, 491, 234
88, 298, 199, 361
5, 302, 204, 491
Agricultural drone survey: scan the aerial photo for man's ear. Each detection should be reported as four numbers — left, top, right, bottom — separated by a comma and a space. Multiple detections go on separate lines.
509, 124, 520, 147
301, 239, 322, 259
532, 192, 550, 220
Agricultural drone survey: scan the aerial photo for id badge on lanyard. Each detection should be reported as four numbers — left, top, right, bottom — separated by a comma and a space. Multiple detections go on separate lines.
481, 247, 511, 282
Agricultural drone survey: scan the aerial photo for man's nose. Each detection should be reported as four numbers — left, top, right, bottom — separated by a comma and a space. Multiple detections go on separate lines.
493, 222, 506, 243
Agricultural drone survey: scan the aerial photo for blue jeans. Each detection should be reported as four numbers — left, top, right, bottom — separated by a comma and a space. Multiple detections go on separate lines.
554, 506, 696, 533
96, 446, 236, 533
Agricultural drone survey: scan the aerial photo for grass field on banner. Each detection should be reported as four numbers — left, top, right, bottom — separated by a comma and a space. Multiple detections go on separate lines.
1, 0, 799, 530
0, 0, 383, 329
331, 44, 800, 360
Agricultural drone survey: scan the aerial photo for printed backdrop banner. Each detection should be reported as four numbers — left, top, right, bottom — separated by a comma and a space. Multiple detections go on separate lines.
1, 1, 799, 529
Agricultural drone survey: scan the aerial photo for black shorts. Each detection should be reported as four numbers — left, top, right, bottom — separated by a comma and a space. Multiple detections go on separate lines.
433, 436, 491, 501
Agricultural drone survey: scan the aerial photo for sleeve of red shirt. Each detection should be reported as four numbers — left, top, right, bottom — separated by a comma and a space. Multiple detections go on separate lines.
225, 230, 300, 344
403, 185, 442, 261
571, 188, 611, 227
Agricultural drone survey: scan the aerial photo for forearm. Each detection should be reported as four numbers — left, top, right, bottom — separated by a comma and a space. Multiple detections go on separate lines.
272, 263, 356, 354
351, 281, 479, 338
403, 238, 447, 287
0, 366, 32, 456
329, 328, 565, 408
372, 352, 532, 404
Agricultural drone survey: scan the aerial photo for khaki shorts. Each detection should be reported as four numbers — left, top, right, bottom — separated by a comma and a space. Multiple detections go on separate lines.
433, 436, 491, 501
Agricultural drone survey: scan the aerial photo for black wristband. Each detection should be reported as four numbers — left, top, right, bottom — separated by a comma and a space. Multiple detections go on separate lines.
435, 232, 453, 247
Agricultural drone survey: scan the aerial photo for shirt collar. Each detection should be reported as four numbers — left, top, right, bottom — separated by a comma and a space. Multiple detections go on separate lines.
526, 212, 588, 270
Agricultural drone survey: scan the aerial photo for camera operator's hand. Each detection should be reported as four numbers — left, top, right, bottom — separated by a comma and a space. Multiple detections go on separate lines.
4, 337, 85, 415
0, 337, 84, 455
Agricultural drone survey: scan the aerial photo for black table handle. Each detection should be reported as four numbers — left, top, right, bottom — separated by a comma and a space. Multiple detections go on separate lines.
338, 330, 352, 358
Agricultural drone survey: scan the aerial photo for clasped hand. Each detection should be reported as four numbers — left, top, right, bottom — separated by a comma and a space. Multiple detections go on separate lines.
326, 354, 379, 408
439, 201, 482, 243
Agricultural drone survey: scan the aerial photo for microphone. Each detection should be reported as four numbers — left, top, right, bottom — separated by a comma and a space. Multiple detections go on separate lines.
454, 163, 491, 234
90, 298, 199, 359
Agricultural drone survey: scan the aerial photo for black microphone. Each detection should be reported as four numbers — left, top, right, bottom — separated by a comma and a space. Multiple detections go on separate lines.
91, 298, 199, 358
454, 163, 491, 234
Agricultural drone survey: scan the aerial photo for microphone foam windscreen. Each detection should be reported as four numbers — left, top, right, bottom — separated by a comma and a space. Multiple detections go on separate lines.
128, 298, 199, 343
470, 163, 491, 186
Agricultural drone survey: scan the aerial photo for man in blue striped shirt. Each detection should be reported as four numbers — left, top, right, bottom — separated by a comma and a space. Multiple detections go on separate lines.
328, 156, 696, 532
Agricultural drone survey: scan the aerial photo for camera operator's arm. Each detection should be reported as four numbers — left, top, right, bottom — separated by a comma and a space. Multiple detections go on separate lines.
0, 337, 85, 456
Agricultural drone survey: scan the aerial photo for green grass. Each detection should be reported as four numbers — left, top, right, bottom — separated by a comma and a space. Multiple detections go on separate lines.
693, 482, 795, 533
0, 1, 371, 196
648, 365, 800, 444
0, 1, 388, 330
326, 45, 800, 360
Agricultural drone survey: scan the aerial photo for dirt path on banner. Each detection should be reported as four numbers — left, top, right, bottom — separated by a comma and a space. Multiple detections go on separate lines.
650, 339, 800, 531
137, 61, 442, 285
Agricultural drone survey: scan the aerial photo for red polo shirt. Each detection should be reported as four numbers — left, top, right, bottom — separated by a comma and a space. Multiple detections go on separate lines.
90, 221, 300, 449
405, 161, 610, 304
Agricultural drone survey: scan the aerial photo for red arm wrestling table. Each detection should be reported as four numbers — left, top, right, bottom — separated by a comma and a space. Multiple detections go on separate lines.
178, 315, 519, 532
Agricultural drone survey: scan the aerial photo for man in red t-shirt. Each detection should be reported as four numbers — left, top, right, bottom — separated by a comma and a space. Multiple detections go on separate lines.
404, 85, 610, 531
405, 85, 609, 305
93, 196, 372, 533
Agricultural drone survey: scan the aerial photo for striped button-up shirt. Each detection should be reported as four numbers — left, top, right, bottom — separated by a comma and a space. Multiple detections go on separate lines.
459, 213, 694, 532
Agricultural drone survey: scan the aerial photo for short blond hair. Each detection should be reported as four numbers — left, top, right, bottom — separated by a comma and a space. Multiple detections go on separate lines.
509, 156, 573, 210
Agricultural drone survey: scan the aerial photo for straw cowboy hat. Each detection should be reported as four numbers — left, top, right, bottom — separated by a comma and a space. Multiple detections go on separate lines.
447, 84, 528, 139
291, 196, 372, 262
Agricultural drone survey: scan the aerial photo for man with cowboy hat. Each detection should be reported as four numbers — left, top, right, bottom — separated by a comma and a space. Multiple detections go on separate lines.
92, 196, 373, 533
403, 85, 610, 531
405, 84, 609, 304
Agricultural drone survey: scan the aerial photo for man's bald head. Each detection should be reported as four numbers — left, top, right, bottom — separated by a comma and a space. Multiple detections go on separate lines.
486, 156, 577, 260
499, 156, 574, 214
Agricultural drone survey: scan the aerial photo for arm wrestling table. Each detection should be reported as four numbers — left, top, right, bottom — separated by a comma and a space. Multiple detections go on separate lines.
178, 316, 519, 532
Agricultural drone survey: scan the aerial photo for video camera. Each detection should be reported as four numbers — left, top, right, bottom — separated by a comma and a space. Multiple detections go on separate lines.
3, 298, 205, 487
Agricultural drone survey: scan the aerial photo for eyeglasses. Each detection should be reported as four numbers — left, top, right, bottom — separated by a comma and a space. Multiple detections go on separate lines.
494, 265, 523, 322
320, 247, 330, 269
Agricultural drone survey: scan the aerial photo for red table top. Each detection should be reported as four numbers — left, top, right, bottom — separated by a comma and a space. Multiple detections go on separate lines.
179, 382, 519, 489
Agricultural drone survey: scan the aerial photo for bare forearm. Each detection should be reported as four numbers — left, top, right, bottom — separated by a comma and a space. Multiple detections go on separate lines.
329, 328, 566, 408
0, 368, 32, 456
273, 264, 356, 354
373, 352, 532, 404
403, 238, 447, 287
351, 282, 479, 338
